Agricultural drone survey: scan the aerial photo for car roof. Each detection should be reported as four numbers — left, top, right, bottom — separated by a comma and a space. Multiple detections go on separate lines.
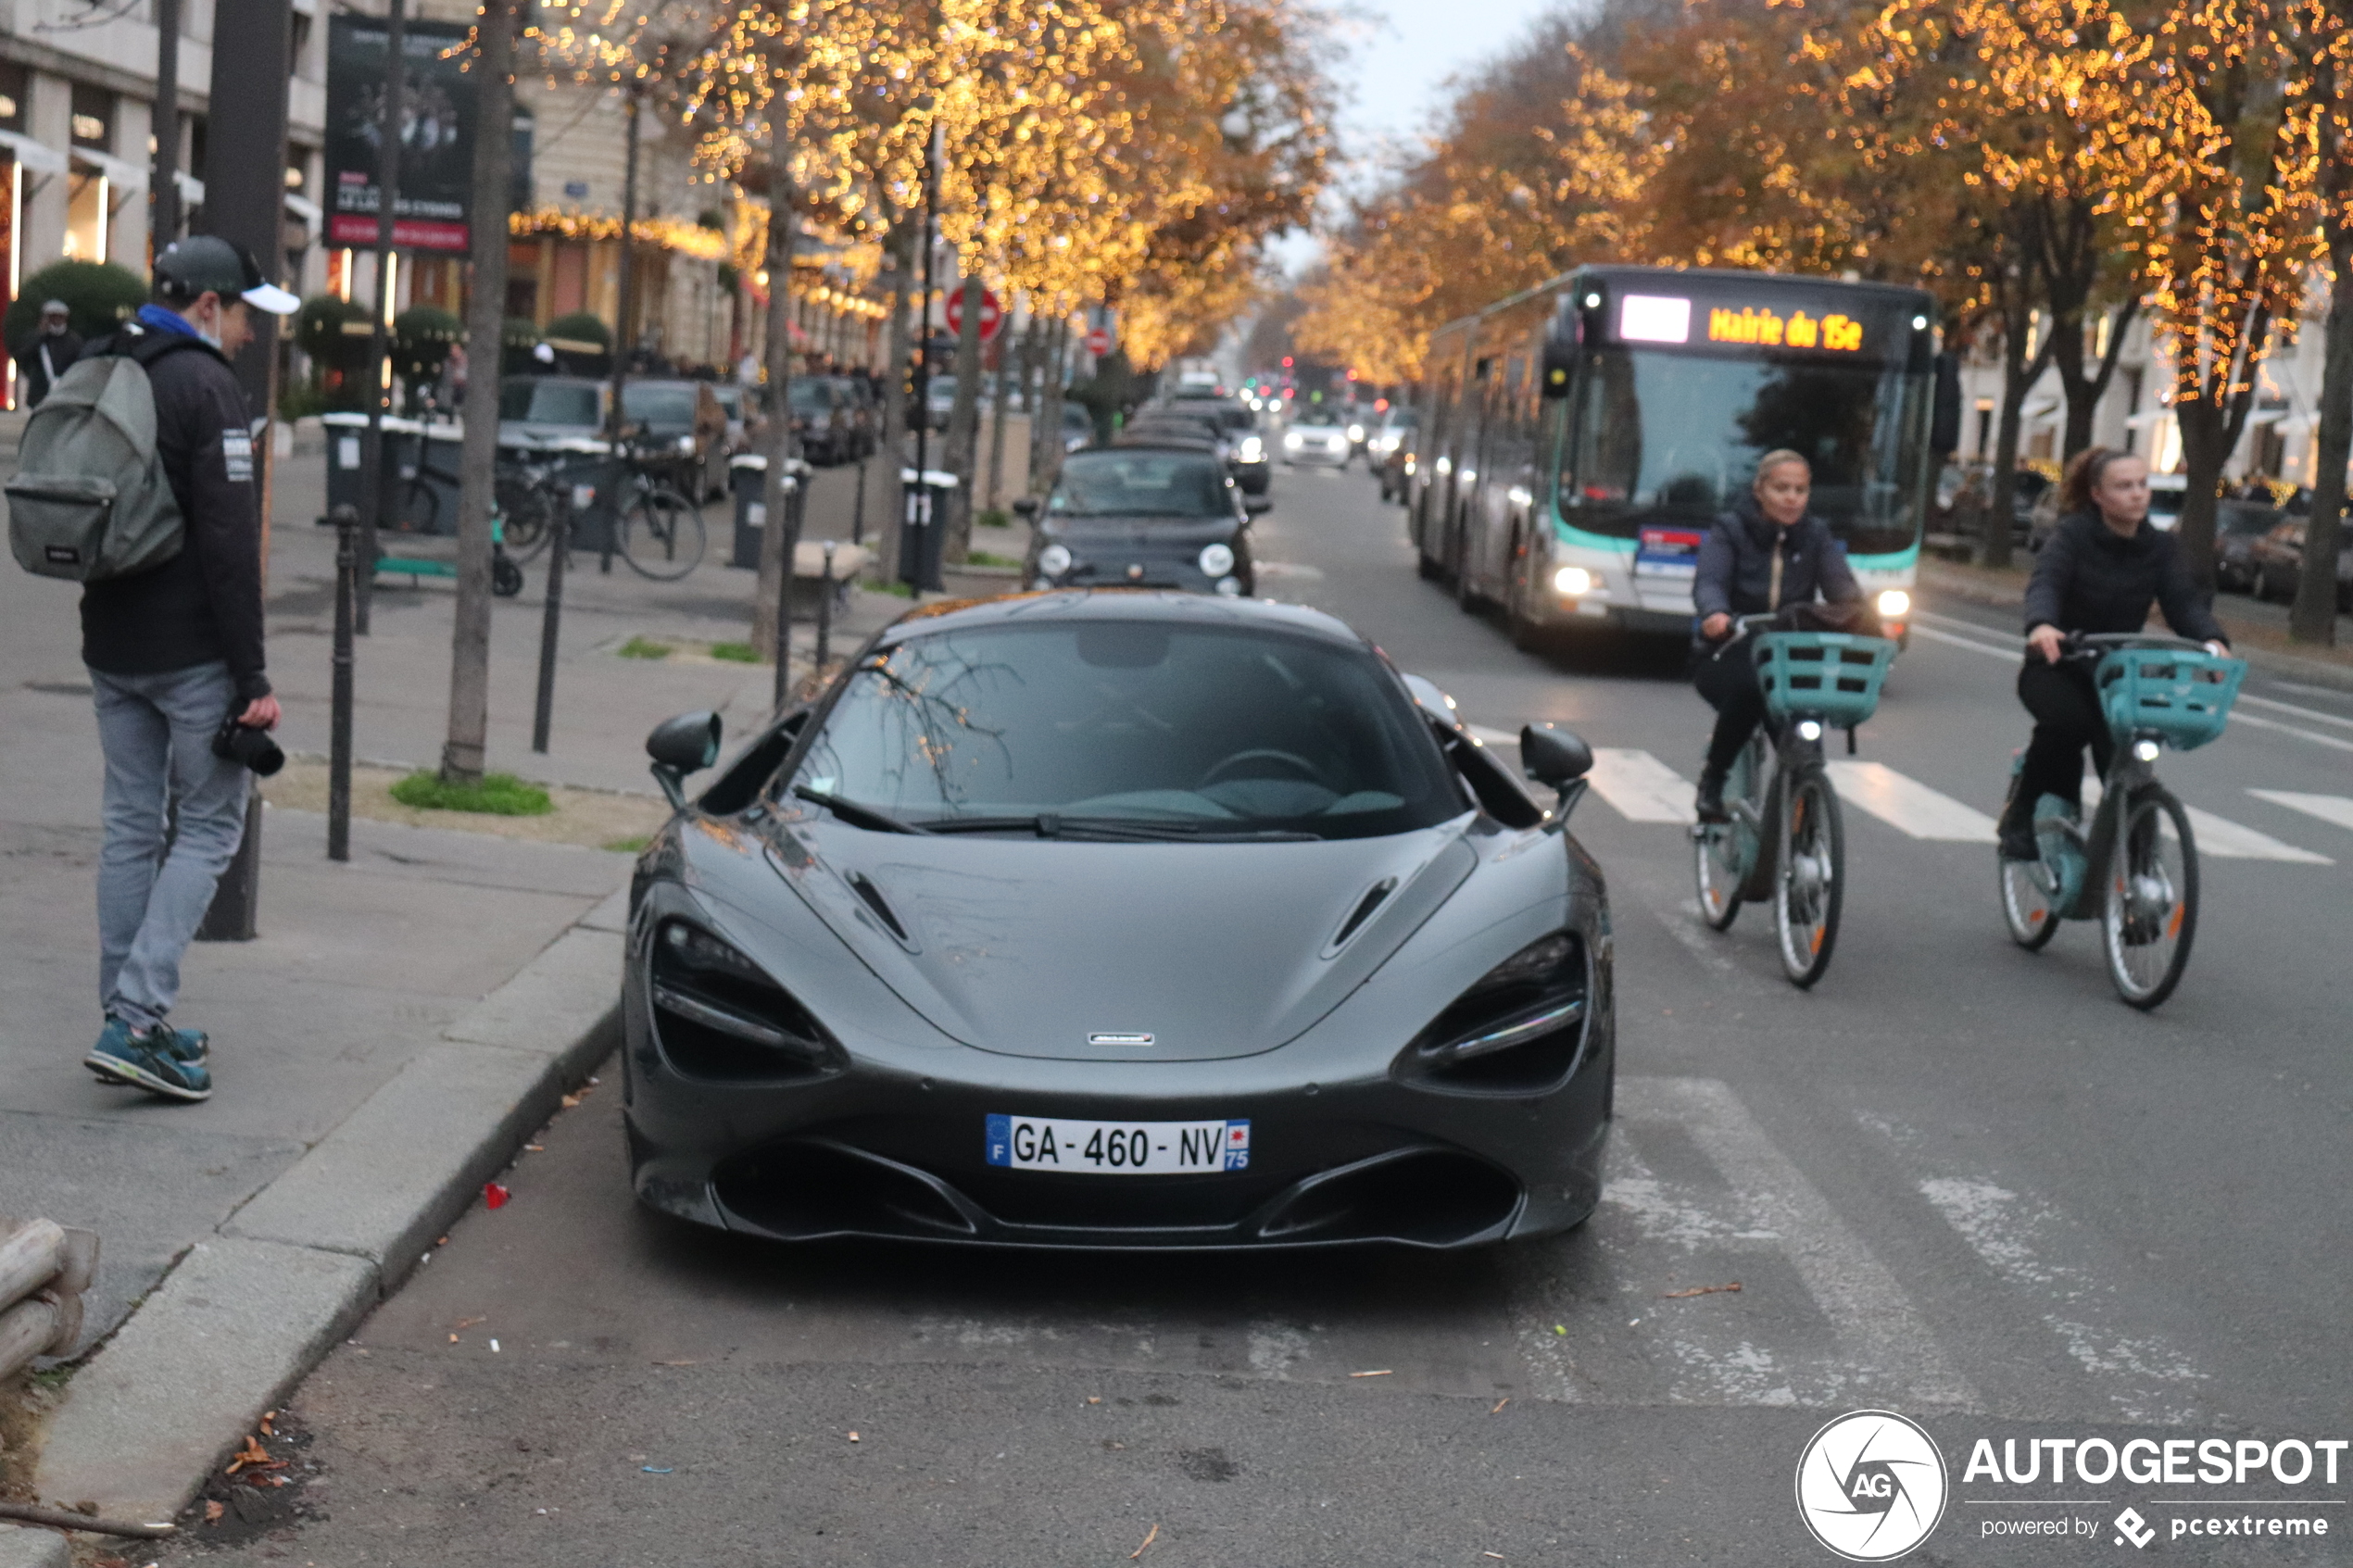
1097, 436, 1225, 456
877, 588, 1366, 649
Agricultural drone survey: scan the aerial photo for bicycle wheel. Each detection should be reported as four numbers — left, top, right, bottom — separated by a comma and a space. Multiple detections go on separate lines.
618, 487, 707, 581
1998, 856, 2064, 950
396, 478, 439, 534
2101, 785, 2197, 1010
498, 479, 555, 563
1773, 767, 1844, 987
1693, 736, 1759, 931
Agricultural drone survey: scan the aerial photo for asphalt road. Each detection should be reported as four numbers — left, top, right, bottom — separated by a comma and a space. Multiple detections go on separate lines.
163, 463, 2353, 1567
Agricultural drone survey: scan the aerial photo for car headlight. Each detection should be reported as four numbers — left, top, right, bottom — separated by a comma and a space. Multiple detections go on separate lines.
1554, 566, 1593, 596
1397, 931, 1589, 1093
675, 433, 698, 454
1347, 423, 1365, 442
650, 920, 843, 1078
1283, 432, 1303, 449
1239, 435, 1264, 460
1214, 575, 1242, 596
1199, 542, 1236, 577
1876, 588, 1911, 619
1037, 542, 1074, 577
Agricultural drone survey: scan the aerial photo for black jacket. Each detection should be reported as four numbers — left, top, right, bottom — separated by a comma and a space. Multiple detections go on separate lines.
78, 321, 271, 703
1692, 502, 1861, 622
2022, 511, 2224, 646
12, 327, 83, 406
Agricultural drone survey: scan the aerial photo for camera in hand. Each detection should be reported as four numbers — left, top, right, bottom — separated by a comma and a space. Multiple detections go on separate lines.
212, 712, 285, 777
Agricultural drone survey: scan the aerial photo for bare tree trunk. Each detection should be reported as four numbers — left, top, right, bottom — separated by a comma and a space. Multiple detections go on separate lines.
2293, 200, 2353, 643
1984, 266, 2054, 572
871, 223, 915, 584
941, 275, 985, 565
1033, 315, 1071, 495
2172, 304, 2270, 595
750, 163, 799, 667
2052, 298, 2137, 463
440, 0, 515, 787
984, 304, 1015, 512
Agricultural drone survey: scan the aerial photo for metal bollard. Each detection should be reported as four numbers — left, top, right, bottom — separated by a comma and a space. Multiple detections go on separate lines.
851, 455, 868, 546
329, 504, 358, 862
816, 539, 837, 670
534, 483, 580, 753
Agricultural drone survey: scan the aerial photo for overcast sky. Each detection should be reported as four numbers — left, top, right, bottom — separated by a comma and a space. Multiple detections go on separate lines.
1274, 0, 1567, 272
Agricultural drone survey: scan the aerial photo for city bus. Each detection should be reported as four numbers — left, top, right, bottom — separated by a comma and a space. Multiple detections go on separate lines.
1405, 265, 1946, 646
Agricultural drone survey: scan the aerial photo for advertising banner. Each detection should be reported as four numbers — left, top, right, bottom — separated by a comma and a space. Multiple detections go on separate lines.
323, 17, 477, 253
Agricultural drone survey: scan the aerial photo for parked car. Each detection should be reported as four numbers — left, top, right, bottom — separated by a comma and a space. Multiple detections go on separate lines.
2215, 499, 2287, 592
789, 378, 862, 465
497, 374, 607, 445
2247, 517, 2353, 611
623, 593, 1613, 1248
1060, 402, 1096, 453
1018, 444, 1265, 596
1281, 412, 1353, 469
826, 376, 879, 458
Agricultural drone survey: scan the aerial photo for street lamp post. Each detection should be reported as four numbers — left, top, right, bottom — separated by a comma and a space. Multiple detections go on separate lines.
601, 83, 643, 575
356, 0, 409, 634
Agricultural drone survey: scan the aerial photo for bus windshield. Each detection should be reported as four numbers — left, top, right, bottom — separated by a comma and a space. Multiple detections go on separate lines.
1558, 348, 1931, 558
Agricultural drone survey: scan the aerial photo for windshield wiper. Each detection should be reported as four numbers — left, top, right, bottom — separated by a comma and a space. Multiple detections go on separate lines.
792, 785, 934, 835
921, 813, 1317, 842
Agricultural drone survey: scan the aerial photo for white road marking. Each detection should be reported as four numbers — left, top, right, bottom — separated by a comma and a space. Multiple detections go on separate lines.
1613, 1078, 1978, 1411
1907, 619, 2020, 661
2246, 789, 2353, 834
2081, 777, 2331, 862
1824, 760, 1999, 842
1252, 560, 1325, 581
1587, 748, 1698, 824
2238, 691, 2353, 731
2229, 709, 2353, 754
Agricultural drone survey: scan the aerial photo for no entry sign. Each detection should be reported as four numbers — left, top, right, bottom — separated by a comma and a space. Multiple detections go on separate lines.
1084, 325, 1114, 357
946, 287, 1002, 344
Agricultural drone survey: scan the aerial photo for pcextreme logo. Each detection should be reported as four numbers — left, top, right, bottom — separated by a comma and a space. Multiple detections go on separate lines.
1795, 1410, 1951, 1562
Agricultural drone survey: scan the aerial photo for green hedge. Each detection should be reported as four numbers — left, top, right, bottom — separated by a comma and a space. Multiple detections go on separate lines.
4, 260, 146, 348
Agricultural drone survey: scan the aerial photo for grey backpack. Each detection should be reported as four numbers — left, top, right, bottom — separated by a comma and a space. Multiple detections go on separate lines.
6, 332, 199, 581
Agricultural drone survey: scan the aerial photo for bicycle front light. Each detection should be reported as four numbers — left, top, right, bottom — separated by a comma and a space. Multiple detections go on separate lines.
1554, 566, 1593, 596
1037, 543, 1074, 577
1795, 720, 1824, 741
1198, 542, 1236, 577
2133, 738, 2161, 762
1876, 589, 1912, 619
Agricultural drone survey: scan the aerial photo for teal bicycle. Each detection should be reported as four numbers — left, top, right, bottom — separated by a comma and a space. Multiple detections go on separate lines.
1998, 633, 2244, 1009
1694, 619, 1899, 987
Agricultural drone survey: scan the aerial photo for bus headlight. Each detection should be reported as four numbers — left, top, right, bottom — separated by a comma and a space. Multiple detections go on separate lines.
1239, 435, 1264, 461
1554, 566, 1594, 596
1877, 589, 1911, 619
1037, 543, 1074, 577
1198, 542, 1236, 577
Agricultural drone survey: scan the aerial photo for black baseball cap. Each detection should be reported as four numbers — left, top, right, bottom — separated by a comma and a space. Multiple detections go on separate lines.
153, 235, 300, 315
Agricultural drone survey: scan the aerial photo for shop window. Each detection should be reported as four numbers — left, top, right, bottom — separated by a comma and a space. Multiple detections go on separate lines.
70, 86, 114, 150
0, 63, 26, 130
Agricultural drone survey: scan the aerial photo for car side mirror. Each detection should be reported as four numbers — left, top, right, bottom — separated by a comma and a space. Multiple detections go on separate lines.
1520, 722, 1593, 828
1244, 496, 1272, 516
1012, 495, 1038, 516
647, 710, 723, 810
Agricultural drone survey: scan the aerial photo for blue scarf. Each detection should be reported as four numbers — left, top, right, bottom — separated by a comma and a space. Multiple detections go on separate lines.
135, 303, 199, 338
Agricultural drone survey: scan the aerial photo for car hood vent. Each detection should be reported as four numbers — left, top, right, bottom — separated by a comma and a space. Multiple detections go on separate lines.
784, 824, 1477, 1060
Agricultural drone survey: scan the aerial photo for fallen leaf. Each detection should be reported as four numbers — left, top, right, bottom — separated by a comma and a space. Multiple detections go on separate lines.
455, 1317, 487, 1330
560, 1094, 583, 1109
1662, 1282, 1743, 1299
259, 1411, 276, 1436
1491, 1397, 1510, 1415
224, 1435, 270, 1474
1348, 1370, 1392, 1378
204, 1502, 224, 1524
1553, 1324, 1567, 1336
1130, 1523, 1160, 1559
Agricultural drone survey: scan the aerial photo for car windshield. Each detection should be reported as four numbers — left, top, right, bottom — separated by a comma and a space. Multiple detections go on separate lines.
790, 621, 1462, 839
500, 381, 599, 425
623, 385, 698, 427
1563, 346, 1931, 557
2219, 502, 2280, 536
788, 382, 833, 411
2147, 485, 2186, 520
1050, 452, 1232, 518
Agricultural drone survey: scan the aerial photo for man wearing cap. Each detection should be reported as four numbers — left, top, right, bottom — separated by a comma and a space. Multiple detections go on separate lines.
9, 300, 84, 407
77, 235, 300, 1102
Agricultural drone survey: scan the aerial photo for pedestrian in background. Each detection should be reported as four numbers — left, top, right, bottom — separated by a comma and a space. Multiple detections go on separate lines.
12, 300, 83, 408
78, 236, 299, 1102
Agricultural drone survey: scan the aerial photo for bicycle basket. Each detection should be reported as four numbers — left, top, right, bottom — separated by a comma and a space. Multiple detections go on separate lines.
1752, 631, 1898, 727
2095, 645, 2244, 750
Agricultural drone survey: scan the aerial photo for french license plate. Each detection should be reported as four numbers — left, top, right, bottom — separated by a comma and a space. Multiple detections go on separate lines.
1635, 526, 1705, 580
985, 1114, 1251, 1174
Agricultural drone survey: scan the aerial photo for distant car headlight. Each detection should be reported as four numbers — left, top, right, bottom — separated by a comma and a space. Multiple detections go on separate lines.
1554, 566, 1593, 596
1198, 542, 1236, 577
1877, 589, 1911, 619
1284, 432, 1303, 450
1239, 435, 1264, 460
1268, 398, 1284, 412
1347, 423, 1365, 442
1037, 543, 1074, 577
675, 433, 698, 454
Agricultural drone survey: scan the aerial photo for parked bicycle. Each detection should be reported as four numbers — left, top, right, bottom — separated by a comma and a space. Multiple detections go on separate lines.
494, 438, 707, 581
1997, 633, 2245, 1009
1693, 616, 1899, 987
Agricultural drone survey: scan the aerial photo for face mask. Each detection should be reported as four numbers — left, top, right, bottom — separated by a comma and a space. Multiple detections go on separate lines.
194, 308, 223, 349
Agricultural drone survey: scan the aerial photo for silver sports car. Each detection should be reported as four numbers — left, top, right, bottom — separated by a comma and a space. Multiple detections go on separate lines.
623, 589, 1614, 1249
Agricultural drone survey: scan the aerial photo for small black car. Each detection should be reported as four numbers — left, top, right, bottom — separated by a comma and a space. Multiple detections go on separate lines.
1019, 445, 1266, 596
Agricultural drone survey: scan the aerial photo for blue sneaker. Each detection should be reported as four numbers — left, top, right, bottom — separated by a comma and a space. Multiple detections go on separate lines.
83, 1020, 212, 1102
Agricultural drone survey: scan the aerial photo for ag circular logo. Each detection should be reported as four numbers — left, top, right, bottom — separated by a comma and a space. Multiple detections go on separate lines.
1794, 1409, 1948, 1561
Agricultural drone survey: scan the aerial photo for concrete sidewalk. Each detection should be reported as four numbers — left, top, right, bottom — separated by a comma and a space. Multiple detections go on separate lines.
0, 446, 922, 1525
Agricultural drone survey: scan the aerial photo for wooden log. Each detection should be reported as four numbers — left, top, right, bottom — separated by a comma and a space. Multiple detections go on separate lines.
0, 1218, 65, 1309
55, 1226, 98, 1298
0, 1292, 59, 1381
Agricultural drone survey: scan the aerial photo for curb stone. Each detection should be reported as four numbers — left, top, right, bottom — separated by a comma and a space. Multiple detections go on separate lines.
31, 893, 628, 1524
0, 1524, 69, 1568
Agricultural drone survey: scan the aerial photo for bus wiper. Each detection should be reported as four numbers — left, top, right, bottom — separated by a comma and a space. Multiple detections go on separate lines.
792, 786, 934, 835
923, 813, 1316, 842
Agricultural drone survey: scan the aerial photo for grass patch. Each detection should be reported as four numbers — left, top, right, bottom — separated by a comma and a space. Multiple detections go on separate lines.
966, 550, 1024, 569
603, 834, 655, 854
388, 770, 555, 816
617, 635, 674, 659
867, 579, 916, 598
709, 640, 762, 663
977, 508, 1013, 529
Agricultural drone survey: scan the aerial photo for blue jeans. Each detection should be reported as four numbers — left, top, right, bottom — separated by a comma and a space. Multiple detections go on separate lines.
91, 661, 250, 1032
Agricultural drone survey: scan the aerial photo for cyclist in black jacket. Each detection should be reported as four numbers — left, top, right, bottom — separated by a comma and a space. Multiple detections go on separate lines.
1690, 450, 1864, 822
1996, 447, 2228, 861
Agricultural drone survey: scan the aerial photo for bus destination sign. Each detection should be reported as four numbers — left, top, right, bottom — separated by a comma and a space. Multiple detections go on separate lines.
1705, 306, 1863, 352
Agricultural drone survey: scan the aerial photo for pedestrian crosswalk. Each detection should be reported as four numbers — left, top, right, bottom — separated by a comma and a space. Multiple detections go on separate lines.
1519, 740, 2347, 867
